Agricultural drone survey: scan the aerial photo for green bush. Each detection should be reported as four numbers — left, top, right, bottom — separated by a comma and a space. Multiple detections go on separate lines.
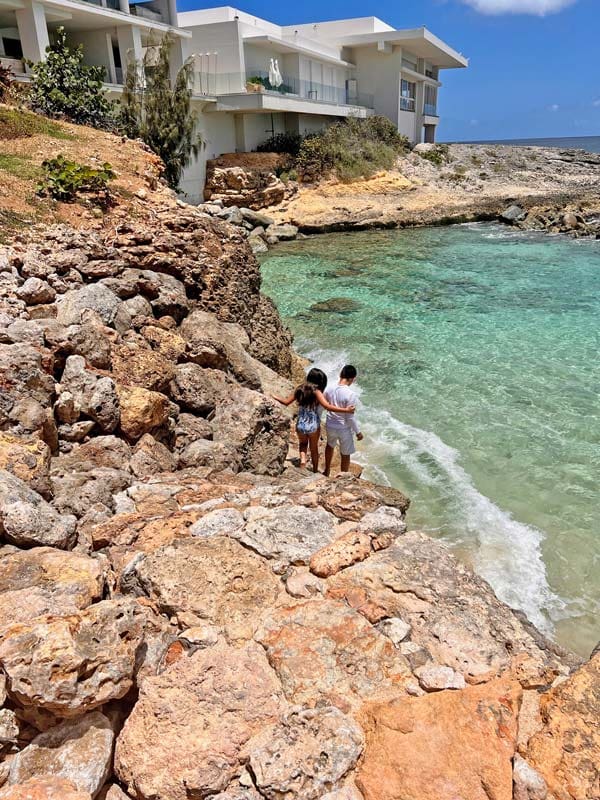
37, 155, 115, 206
295, 116, 409, 182
417, 144, 450, 167
257, 132, 303, 156
0, 64, 13, 103
27, 27, 114, 129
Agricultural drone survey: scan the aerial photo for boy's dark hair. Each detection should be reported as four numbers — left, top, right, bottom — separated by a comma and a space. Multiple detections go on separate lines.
306, 367, 327, 392
340, 364, 357, 380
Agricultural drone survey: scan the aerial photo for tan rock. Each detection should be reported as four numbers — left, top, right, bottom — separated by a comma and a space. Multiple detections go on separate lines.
0, 547, 106, 631
128, 536, 282, 643
319, 477, 409, 521
0, 433, 51, 498
309, 530, 372, 578
115, 642, 285, 800
255, 599, 410, 712
141, 325, 186, 362
0, 777, 91, 800
116, 385, 170, 442
0, 599, 147, 716
327, 534, 564, 685
357, 677, 521, 800
129, 434, 176, 479
247, 707, 364, 800
526, 653, 600, 800
7, 712, 113, 798
98, 787, 130, 800
90, 510, 197, 553
111, 345, 175, 393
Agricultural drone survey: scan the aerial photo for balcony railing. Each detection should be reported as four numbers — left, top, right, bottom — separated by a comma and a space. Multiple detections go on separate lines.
400, 96, 415, 112
192, 69, 374, 109
423, 103, 438, 117
129, 4, 167, 22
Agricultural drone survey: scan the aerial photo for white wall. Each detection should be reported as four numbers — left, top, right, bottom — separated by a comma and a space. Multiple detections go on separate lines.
186, 20, 245, 94
179, 106, 238, 202
349, 44, 402, 124
68, 29, 115, 83
284, 17, 394, 42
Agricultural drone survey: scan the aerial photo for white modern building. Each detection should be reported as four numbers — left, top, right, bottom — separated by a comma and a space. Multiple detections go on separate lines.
179, 8, 467, 198
0, 2, 467, 201
0, 0, 188, 88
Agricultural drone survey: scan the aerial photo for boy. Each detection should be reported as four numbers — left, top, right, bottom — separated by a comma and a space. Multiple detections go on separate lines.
323, 364, 363, 476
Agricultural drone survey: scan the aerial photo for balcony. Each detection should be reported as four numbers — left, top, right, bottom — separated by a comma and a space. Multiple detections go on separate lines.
423, 103, 438, 117
192, 69, 374, 109
400, 96, 415, 112
129, 1, 167, 23
0, 57, 25, 76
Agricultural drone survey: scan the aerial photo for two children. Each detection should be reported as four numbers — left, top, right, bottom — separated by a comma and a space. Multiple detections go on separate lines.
273, 365, 361, 475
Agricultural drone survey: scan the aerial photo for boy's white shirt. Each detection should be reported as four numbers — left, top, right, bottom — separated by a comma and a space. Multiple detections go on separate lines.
324, 384, 360, 434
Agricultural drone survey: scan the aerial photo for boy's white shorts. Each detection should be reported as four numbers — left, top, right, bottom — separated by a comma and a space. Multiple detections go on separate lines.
326, 427, 355, 456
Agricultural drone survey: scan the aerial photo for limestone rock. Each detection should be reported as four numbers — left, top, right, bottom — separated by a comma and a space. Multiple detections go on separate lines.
129, 536, 281, 643
526, 652, 599, 800
115, 642, 285, 800
327, 534, 563, 684
111, 345, 175, 393
116, 385, 171, 442
7, 712, 114, 798
248, 707, 364, 800
169, 364, 230, 415
16, 277, 56, 306
357, 678, 521, 800
0, 470, 76, 549
0, 433, 51, 498
60, 356, 120, 434
129, 434, 176, 478
0, 599, 148, 716
140, 325, 186, 362
0, 777, 91, 800
320, 477, 410, 521
513, 755, 548, 800
189, 507, 245, 538
0, 547, 106, 631
237, 504, 337, 566
414, 664, 467, 691
309, 530, 373, 578
265, 223, 298, 241
0, 344, 55, 430
56, 285, 130, 333
376, 617, 411, 646
256, 599, 410, 712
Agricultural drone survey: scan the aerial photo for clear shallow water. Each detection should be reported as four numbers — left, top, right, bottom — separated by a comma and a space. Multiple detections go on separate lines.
260, 224, 600, 657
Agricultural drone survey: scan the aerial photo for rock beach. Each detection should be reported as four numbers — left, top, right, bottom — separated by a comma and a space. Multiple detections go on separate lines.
0, 135, 595, 800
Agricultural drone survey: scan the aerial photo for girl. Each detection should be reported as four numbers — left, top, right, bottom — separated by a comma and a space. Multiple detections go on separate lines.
273, 367, 355, 472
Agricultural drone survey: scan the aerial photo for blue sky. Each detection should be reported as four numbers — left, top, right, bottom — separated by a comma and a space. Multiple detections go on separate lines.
177, 0, 600, 141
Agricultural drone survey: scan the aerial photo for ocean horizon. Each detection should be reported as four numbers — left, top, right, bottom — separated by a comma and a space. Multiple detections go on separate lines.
455, 135, 600, 154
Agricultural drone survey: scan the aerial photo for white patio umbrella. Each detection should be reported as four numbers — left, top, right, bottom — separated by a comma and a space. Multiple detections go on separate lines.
273, 59, 283, 87
268, 58, 277, 87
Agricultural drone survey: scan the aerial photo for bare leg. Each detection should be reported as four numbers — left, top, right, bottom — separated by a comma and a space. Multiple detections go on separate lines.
324, 444, 334, 477
298, 433, 308, 467
308, 430, 321, 473
340, 454, 351, 472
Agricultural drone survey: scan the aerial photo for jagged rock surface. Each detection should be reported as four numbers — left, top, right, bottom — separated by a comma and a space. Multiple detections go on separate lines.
0, 195, 593, 800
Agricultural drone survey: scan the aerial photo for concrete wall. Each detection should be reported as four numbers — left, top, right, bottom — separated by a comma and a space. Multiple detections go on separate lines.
397, 110, 417, 142
187, 20, 245, 94
68, 29, 115, 83
284, 17, 394, 41
349, 44, 402, 125
179, 106, 238, 202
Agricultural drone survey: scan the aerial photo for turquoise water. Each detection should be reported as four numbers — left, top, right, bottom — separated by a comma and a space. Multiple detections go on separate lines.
260, 224, 600, 657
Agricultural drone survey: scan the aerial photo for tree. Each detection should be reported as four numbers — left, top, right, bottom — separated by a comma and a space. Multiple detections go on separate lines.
119, 36, 200, 190
27, 27, 114, 128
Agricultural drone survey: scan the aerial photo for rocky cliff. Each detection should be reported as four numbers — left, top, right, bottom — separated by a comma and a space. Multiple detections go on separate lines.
0, 131, 598, 800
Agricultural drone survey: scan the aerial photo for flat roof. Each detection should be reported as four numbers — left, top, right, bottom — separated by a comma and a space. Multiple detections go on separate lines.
336, 27, 468, 68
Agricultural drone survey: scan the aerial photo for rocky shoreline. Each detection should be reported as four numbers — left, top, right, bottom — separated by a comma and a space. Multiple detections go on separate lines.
0, 137, 598, 800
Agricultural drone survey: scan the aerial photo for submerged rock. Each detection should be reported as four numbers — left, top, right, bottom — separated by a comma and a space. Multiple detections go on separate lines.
310, 298, 361, 313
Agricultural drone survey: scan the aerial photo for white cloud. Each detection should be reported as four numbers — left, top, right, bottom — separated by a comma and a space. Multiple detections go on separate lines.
593, 99, 600, 107
548, 104, 560, 111
461, 0, 576, 15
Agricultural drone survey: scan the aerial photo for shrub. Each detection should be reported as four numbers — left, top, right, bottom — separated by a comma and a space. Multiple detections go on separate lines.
37, 155, 115, 206
119, 35, 200, 190
0, 64, 13, 103
295, 116, 409, 182
27, 28, 114, 129
417, 143, 450, 167
257, 132, 303, 156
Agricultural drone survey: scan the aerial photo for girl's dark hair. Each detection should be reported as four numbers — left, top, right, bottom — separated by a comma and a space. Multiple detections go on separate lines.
306, 367, 327, 392
294, 382, 318, 408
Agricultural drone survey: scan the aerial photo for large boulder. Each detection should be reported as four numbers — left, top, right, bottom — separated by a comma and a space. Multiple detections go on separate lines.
60, 356, 120, 435
0, 432, 51, 498
0, 599, 152, 716
356, 678, 521, 800
116, 385, 171, 443
0, 470, 76, 549
525, 652, 600, 800
169, 364, 230, 416
247, 707, 364, 800
56, 285, 131, 333
256, 599, 410, 712
115, 642, 286, 800
128, 536, 282, 642
111, 344, 175, 393
0, 547, 106, 631
326, 533, 565, 685
0, 344, 55, 431
7, 712, 114, 798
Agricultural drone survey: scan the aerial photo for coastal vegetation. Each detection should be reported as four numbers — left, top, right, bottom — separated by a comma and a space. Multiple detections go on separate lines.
119, 36, 200, 189
36, 155, 115, 206
258, 116, 410, 182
